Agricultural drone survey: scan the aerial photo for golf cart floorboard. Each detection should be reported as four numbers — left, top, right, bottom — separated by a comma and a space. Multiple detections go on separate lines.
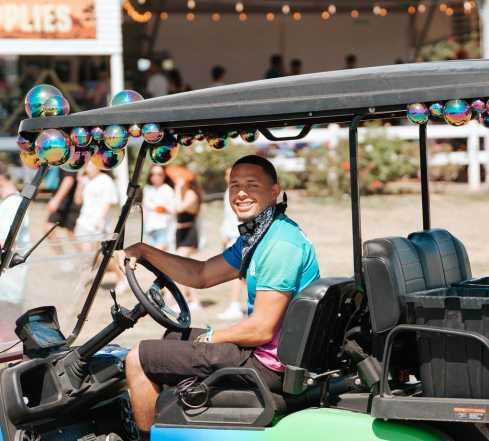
373, 395, 489, 423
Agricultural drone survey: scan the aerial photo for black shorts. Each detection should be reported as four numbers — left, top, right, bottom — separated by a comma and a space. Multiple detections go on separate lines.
176, 224, 198, 249
139, 328, 284, 394
48, 209, 80, 231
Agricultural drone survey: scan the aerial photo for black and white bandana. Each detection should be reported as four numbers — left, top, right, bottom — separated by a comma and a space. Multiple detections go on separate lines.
237, 193, 287, 280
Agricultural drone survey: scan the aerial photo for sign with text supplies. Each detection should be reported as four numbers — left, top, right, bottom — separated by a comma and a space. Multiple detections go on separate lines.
0, 1, 96, 39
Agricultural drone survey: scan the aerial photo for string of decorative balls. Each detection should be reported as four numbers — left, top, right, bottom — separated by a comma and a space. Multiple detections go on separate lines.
407, 99, 489, 127
17, 85, 260, 172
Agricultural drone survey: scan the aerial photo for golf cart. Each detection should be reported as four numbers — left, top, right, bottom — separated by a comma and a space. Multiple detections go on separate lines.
3, 59, 489, 441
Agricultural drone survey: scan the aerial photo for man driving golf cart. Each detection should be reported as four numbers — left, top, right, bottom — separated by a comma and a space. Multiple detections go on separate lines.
117, 155, 320, 437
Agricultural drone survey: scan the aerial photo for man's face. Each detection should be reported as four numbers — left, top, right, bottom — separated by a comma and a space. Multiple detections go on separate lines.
229, 164, 281, 222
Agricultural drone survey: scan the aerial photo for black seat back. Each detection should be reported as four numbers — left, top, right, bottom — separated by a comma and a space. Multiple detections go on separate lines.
277, 277, 356, 372
362, 237, 427, 335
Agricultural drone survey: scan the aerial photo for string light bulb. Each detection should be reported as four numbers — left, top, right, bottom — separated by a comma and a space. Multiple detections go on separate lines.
373, 5, 381, 15
293, 12, 301, 20
239, 12, 247, 20
187, 12, 195, 20
408, 6, 416, 14
160, 12, 168, 20
236, 2, 243, 12
464, 1, 472, 9
267, 12, 274, 21
351, 9, 359, 18
470, 1, 476, 7
446, 7, 453, 15
282, 4, 290, 14
213, 13, 220, 21
137, 0, 146, 4
188, 0, 195, 9
328, 5, 336, 14
418, 4, 426, 12
439, 3, 447, 11
380, 8, 387, 16
322, 11, 330, 19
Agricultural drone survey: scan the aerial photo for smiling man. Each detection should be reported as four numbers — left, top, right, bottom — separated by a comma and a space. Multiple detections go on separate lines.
118, 155, 320, 439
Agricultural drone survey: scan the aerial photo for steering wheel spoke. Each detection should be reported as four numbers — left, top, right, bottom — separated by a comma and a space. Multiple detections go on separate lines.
126, 258, 191, 332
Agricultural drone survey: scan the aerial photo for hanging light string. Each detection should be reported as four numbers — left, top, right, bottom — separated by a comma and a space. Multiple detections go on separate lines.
124, 0, 152, 23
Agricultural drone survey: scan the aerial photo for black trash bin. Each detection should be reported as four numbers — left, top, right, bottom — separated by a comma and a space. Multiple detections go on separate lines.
403, 287, 489, 399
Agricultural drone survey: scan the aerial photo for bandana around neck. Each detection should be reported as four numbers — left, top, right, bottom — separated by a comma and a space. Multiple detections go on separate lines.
237, 193, 287, 280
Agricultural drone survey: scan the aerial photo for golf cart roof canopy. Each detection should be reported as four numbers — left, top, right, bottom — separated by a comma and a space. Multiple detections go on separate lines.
19, 59, 489, 136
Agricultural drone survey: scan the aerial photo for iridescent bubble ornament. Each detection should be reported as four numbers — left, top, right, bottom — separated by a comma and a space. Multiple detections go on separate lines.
142, 124, 164, 144
407, 103, 429, 124
110, 90, 144, 106
129, 124, 142, 138
471, 98, 486, 114
240, 130, 259, 143
444, 99, 472, 126
228, 131, 239, 139
91, 127, 104, 143
480, 115, 489, 129
61, 146, 91, 172
71, 127, 92, 147
207, 133, 229, 151
25, 84, 63, 118
35, 129, 74, 167
17, 134, 34, 153
91, 143, 126, 170
43, 96, 70, 117
177, 134, 195, 147
146, 135, 179, 165
20, 150, 42, 170
104, 125, 129, 151
429, 102, 444, 118
194, 133, 205, 142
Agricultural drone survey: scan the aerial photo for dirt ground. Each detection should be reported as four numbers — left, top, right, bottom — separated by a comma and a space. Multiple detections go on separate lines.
26, 190, 489, 350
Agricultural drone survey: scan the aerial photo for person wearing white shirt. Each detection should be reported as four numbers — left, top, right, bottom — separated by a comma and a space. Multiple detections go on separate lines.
143, 166, 175, 251
147, 60, 168, 98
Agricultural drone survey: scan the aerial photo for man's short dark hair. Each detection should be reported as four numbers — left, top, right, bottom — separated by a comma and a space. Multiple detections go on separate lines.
346, 54, 357, 64
232, 155, 277, 185
212, 65, 226, 81
270, 54, 282, 67
291, 59, 302, 68
0, 162, 10, 180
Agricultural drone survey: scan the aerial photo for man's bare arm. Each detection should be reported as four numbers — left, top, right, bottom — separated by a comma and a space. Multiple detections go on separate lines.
209, 289, 292, 347
117, 243, 239, 289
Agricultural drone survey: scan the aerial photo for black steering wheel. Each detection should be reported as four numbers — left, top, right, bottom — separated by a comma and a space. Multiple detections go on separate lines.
125, 258, 191, 332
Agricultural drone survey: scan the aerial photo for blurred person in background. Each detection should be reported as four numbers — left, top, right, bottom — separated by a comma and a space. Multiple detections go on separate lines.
218, 166, 244, 320
0, 162, 29, 341
44, 168, 81, 238
290, 59, 302, 75
147, 57, 168, 98
74, 163, 127, 292
168, 69, 191, 94
174, 174, 203, 311
87, 65, 110, 108
143, 166, 175, 251
265, 54, 285, 79
210, 65, 226, 87
345, 54, 357, 69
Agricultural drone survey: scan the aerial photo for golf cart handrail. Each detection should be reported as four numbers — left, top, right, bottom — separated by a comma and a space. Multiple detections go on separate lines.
19, 60, 489, 134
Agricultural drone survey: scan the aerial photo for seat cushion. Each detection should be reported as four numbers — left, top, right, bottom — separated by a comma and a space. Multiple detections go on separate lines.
408, 229, 472, 287
363, 237, 426, 334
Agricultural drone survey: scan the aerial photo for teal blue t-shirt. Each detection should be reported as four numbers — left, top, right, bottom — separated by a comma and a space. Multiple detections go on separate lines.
223, 213, 321, 316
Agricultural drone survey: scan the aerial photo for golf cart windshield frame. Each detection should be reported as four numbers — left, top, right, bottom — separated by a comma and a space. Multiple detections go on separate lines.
7, 59, 489, 348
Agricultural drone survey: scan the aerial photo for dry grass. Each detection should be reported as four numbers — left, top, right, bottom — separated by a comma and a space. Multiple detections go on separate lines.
26, 190, 489, 350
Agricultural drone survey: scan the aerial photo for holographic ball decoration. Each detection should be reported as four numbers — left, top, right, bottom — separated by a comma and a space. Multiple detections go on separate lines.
110, 90, 144, 106
207, 132, 229, 151
91, 143, 126, 170
444, 99, 472, 126
429, 102, 444, 118
142, 124, 164, 144
104, 125, 129, 151
43, 96, 70, 117
480, 115, 489, 129
177, 134, 195, 147
471, 98, 486, 114
129, 124, 142, 138
91, 127, 104, 143
25, 84, 63, 118
20, 151, 42, 170
407, 103, 429, 125
240, 130, 259, 143
228, 131, 239, 139
34, 129, 74, 167
71, 127, 92, 147
17, 134, 34, 153
194, 133, 205, 142
146, 135, 179, 165
61, 147, 91, 172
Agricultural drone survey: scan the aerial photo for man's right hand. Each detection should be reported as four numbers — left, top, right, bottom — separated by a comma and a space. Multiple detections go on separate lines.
117, 243, 144, 275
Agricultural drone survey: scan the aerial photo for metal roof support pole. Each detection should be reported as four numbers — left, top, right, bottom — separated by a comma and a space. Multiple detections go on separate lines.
349, 115, 365, 291
419, 123, 431, 230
